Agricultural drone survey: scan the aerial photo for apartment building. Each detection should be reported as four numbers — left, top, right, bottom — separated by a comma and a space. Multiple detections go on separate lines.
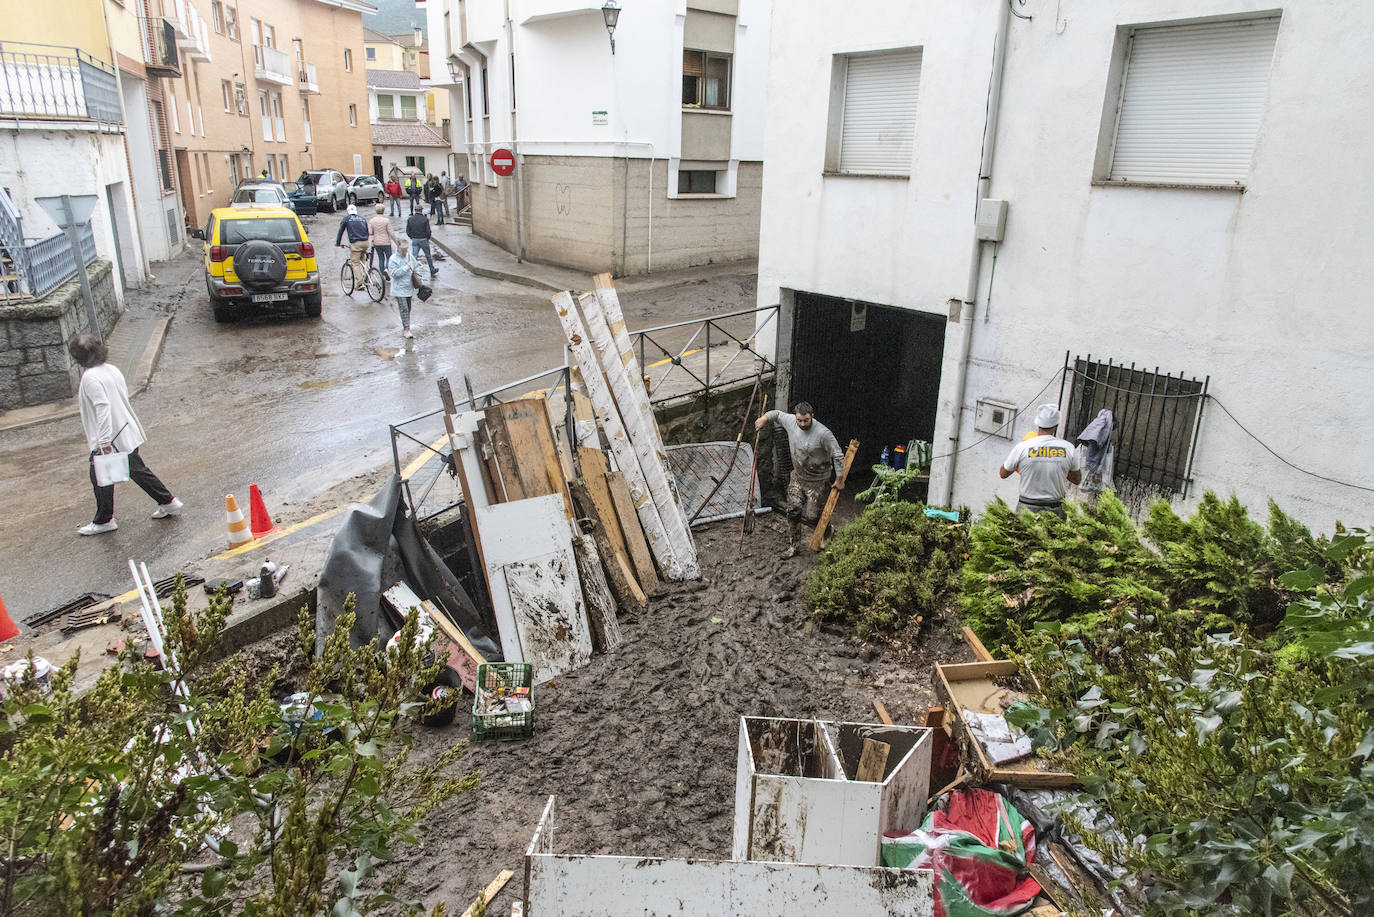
153, 0, 375, 230
426, 0, 768, 276
363, 26, 450, 134
757, 0, 1374, 529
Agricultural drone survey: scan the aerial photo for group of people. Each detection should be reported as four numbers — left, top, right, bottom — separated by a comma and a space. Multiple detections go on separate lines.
335, 199, 441, 339
383, 166, 467, 222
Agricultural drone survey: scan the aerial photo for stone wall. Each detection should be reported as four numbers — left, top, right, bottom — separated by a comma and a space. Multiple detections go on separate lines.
0, 260, 120, 411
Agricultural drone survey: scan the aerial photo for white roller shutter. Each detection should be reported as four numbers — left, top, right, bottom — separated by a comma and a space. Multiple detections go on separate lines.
1110, 17, 1280, 184
838, 48, 921, 175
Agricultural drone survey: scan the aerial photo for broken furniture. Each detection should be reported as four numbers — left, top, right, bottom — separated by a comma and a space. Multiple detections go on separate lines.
733, 716, 933, 867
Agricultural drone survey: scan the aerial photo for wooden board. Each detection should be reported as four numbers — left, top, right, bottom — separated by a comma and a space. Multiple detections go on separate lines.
605, 470, 661, 594
808, 439, 860, 552
461, 868, 514, 917
578, 447, 641, 589
872, 699, 894, 726
854, 739, 891, 783
483, 399, 573, 517
502, 550, 594, 685
381, 583, 481, 693
962, 626, 995, 662
572, 533, 624, 651
571, 478, 647, 612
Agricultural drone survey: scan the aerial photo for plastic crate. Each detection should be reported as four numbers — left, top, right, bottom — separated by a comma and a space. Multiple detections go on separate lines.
472, 662, 535, 740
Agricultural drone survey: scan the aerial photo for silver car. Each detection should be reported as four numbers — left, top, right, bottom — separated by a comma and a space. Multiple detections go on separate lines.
231, 181, 292, 210
297, 169, 349, 212
345, 174, 386, 206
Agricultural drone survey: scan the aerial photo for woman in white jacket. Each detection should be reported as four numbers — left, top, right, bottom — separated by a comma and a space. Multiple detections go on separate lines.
387, 237, 421, 339
68, 332, 181, 535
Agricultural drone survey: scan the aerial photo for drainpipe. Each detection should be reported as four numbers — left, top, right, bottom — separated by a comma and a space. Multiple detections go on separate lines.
505, 0, 524, 261
937, 0, 1013, 507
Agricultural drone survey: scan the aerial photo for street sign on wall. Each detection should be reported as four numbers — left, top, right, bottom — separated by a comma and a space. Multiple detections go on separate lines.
491, 148, 515, 177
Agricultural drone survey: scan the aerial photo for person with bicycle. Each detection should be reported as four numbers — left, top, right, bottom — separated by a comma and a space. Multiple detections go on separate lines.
334, 204, 370, 282
387, 238, 421, 340
367, 203, 394, 272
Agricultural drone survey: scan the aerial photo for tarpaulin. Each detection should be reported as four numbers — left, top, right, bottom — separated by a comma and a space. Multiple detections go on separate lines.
315, 475, 502, 661
882, 787, 1040, 917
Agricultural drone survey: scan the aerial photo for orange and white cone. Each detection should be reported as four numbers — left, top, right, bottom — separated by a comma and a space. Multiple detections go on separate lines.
0, 592, 18, 643
225, 494, 251, 548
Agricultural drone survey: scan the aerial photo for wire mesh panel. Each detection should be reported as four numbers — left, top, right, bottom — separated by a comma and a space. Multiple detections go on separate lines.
666, 442, 762, 525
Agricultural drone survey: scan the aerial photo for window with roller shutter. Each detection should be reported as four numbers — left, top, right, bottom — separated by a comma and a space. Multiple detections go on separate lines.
825, 47, 921, 177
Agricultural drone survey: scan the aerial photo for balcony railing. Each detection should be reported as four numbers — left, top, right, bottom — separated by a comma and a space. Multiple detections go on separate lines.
254, 45, 292, 86
298, 60, 319, 94
0, 42, 122, 124
1, 191, 98, 304
144, 17, 181, 77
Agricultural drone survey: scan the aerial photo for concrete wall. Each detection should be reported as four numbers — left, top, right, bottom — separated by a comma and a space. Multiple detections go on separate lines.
0, 260, 120, 410
757, 0, 1374, 530
120, 75, 176, 267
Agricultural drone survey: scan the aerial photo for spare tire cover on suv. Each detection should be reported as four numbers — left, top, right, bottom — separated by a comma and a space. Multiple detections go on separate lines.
235, 239, 289, 290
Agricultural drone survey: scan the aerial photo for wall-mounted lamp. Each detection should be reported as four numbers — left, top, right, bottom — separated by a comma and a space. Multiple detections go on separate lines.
601, 0, 620, 55
446, 55, 462, 81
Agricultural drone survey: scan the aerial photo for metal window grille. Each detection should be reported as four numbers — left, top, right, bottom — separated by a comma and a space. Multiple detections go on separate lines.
1062, 355, 1208, 505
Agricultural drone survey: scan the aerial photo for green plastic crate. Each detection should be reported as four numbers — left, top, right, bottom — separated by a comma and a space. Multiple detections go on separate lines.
472, 662, 535, 740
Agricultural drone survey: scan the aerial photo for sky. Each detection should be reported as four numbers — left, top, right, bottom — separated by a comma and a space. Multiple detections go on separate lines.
363, 0, 427, 38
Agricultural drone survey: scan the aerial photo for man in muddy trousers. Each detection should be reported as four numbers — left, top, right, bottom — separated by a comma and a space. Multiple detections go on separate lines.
755, 402, 845, 556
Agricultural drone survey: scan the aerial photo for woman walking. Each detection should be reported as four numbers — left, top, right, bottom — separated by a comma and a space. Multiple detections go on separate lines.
367, 203, 393, 271
69, 331, 181, 535
387, 238, 421, 339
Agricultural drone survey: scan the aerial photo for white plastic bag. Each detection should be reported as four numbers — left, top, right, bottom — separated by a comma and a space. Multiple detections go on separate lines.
93, 451, 130, 487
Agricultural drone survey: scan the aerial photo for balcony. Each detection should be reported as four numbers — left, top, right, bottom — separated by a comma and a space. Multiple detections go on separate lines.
173, 0, 210, 62
145, 17, 181, 78
254, 45, 292, 86
297, 60, 319, 94
0, 42, 123, 124
161, 0, 190, 40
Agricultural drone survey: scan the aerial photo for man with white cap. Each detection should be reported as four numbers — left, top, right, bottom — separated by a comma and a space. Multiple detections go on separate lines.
998, 404, 1082, 517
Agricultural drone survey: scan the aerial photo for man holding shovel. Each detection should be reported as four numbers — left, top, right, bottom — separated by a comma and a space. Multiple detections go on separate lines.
755, 402, 845, 556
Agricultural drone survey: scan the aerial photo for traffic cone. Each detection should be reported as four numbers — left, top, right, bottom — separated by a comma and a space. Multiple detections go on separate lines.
248, 483, 278, 540
225, 494, 251, 548
0, 592, 17, 643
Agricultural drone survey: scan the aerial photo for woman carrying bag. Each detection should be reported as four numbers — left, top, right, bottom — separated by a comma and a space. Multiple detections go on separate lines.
68, 331, 181, 535
387, 238, 423, 339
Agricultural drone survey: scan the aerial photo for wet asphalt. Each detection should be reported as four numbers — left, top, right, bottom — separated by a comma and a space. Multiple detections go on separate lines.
0, 218, 756, 617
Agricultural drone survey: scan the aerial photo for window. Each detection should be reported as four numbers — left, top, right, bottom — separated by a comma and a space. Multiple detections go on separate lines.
225, 4, 238, 40
250, 18, 262, 67
272, 93, 285, 141
405, 155, 426, 173
201, 153, 213, 192
348, 103, 357, 126
169, 88, 179, 132
221, 217, 300, 245
211, 1, 223, 33
480, 65, 489, 116
682, 50, 730, 110
234, 82, 247, 116
825, 47, 921, 176
221, 80, 232, 111
365, 46, 376, 61
376, 94, 394, 118
262, 24, 274, 48
302, 99, 312, 142
1065, 357, 1206, 503
400, 95, 416, 120
344, 48, 352, 71
677, 170, 717, 194
280, 153, 288, 179
259, 89, 271, 141
151, 100, 174, 192
1101, 16, 1280, 186
263, 155, 275, 180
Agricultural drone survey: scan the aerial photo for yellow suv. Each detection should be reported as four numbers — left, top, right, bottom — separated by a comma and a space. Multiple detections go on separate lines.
193, 205, 321, 323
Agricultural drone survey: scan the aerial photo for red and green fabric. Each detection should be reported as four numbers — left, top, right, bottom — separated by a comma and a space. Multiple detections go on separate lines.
882, 787, 1041, 917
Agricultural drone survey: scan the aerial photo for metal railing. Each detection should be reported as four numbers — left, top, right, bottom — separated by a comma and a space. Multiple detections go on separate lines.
387, 305, 778, 520
255, 45, 292, 85
0, 42, 122, 123
298, 61, 319, 93
2, 225, 97, 303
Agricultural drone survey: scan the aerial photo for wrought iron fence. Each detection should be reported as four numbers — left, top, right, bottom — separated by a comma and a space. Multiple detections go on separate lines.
0, 41, 122, 123
1, 228, 98, 304
388, 305, 778, 520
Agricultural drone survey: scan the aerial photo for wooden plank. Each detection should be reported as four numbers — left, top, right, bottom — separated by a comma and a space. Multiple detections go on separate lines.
502, 549, 593, 685
854, 738, 890, 783
437, 377, 457, 415
872, 699, 894, 726
381, 583, 481, 693
808, 439, 860, 552
571, 479, 647, 611
485, 399, 575, 518
572, 533, 624, 651
483, 410, 529, 502
444, 413, 491, 582
922, 706, 945, 728
579, 448, 633, 564
461, 868, 515, 917
605, 470, 661, 594
962, 626, 995, 662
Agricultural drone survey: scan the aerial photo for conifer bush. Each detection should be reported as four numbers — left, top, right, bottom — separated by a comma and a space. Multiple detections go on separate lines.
803, 501, 967, 637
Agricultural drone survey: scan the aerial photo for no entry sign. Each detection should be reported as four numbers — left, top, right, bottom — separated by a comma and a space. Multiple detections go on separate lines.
491, 148, 515, 177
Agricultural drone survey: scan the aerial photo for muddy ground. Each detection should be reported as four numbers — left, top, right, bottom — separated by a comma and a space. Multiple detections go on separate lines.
228, 499, 972, 913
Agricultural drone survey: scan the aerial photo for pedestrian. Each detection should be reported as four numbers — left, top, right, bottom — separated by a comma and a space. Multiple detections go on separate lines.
259, 169, 268, 180
998, 403, 1083, 518
367, 203, 394, 271
334, 204, 371, 284
68, 331, 181, 535
427, 174, 446, 224
754, 402, 845, 556
405, 174, 422, 214
387, 238, 420, 339
406, 206, 436, 278
384, 175, 402, 217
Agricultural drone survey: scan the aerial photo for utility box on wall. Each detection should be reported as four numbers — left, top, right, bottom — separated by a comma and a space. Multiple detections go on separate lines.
975, 198, 1008, 241
732, 717, 932, 867
974, 398, 1018, 438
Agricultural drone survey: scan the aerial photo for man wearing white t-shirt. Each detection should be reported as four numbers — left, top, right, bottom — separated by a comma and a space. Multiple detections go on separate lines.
998, 404, 1082, 518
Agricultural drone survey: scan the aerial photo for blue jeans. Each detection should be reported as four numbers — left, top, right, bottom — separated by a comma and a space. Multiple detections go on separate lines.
408, 192, 421, 214
410, 238, 434, 274
373, 244, 391, 271
388, 195, 400, 216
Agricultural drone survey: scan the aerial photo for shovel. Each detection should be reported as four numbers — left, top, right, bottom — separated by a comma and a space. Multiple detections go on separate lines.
741, 393, 768, 538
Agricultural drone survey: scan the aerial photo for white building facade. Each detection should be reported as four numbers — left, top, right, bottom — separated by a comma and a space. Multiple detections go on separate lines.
426, 0, 768, 275
756, 0, 1374, 530
368, 69, 450, 178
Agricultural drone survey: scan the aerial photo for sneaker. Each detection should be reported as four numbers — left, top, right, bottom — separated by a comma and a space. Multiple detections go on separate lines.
151, 498, 183, 519
78, 520, 118, 536
403, 329, 414, 339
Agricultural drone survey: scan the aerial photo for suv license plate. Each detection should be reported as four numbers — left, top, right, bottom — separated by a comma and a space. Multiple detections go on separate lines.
252, 293, 289, 303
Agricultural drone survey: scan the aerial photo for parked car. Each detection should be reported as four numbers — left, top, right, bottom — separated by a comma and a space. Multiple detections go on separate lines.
191, 205, 321, 323
345, 174, 386, 206
231, 181, 293, 211
297, 169, 348, 212
282, 181, 318, 216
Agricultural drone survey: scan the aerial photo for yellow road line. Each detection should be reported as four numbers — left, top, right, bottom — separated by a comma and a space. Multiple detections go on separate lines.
212, 507, 343, 560
400, 433, 451, 479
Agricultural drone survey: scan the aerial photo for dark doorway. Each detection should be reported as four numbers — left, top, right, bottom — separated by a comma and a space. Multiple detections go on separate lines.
789, 292, 946, 471
372, 155, 383, 180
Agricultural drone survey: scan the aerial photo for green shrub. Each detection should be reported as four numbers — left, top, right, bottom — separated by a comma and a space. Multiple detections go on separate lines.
803, 501, 967, 637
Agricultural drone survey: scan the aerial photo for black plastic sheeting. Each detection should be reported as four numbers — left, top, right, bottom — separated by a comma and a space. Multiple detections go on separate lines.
315, 475, 502, 661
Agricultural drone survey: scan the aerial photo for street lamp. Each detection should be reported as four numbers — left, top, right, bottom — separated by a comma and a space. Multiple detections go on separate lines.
601, 0, 620, 55
446, 55, 462, 82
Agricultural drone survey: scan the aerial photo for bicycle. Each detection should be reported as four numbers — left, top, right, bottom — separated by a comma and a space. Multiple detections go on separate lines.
339, 250, 386, 303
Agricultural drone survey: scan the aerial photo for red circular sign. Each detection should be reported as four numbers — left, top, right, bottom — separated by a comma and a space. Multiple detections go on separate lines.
491, 148, 515, 177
